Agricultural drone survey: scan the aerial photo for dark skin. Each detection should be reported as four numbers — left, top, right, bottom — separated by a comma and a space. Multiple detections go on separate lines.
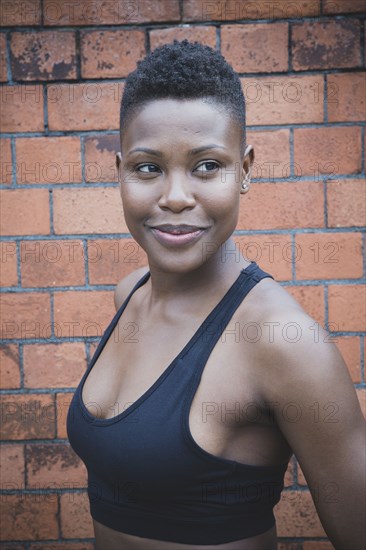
81, 98, 366, 549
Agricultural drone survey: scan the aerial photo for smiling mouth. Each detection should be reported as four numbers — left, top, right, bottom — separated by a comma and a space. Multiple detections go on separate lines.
148, 224, 207, 234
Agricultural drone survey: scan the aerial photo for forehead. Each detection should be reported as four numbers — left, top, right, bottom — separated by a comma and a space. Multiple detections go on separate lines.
121, 98, 241, 154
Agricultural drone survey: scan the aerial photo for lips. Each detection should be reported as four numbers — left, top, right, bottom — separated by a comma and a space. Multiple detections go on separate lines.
149, 224, 205, 235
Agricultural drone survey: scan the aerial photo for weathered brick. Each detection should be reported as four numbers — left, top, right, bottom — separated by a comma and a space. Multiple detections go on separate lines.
221, 23, 288, 73
56, 392, 73, 439
20, 239, 85, 287
357, 388, 365, 418
284, 456, 295, 487
327, 72, 366, 122
0, 292, 50, 340
53, 290, 114, 338
0, 393, 55, 440
327, 179, 366, 228
81, 29, 145, 78
84, 134, 119, 183
285, 285, 325, 326
0, 0, 41, 26
323, 0, 366, 14
0, 33, 7, 81
0, 241, 17, 287
88, 237, 148, 285
150, 26, 216, 51
0, 189, 50, 236
292, 19, 361, 70
232, 234, 293, 281
0, 343, 20, 388
10, 31, 76, 81
0, 85, 43, 132
0, 494, 58, 540
0, 444, 25, 487
0, 138, 12, 185
275, 490, 326, 536
294, 127, 362, 177
16, 136, 82, 184
183, 0, 320, 21
335, 336, 361, 383
30, 544, 94, 550
242, 75, 324, 126
295, 233, 363, 280
53, 187, 128, 234
303, 542, 335, 549
328, 284, 365, 332
237, 181, 324, 230
60, 492, 94, 538
246, 129, 290, 180
25, 443, 87, 489
23, 342, 87, 388
43, 0, 180, 26
47, 82, 123, 131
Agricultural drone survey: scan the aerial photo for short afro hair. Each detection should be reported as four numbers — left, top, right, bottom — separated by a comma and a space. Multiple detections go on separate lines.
119, 39, 246, 157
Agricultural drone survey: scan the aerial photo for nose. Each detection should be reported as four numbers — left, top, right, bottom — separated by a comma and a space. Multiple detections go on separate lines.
157, 173, 196, 212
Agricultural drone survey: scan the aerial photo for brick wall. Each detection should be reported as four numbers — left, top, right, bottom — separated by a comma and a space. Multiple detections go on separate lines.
0, 0, 365, 548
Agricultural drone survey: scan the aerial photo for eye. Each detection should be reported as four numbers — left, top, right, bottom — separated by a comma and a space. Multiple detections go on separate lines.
195, 161, 221, 173
134, 163, 160, 173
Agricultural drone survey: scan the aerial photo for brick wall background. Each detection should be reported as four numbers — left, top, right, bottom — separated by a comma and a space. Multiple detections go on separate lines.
0, 0, 365, 548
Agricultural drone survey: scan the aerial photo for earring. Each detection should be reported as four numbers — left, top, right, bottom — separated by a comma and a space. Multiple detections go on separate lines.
241, 177, 250, 192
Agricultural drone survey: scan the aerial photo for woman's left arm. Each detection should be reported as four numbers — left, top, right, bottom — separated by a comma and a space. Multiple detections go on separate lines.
264, 310, 365, 549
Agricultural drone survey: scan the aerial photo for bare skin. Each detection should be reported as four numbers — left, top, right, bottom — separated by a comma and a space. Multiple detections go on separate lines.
81, 98, 365, 549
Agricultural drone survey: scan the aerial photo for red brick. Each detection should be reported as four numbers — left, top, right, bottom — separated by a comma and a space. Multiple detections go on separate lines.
0, 85, 43, 132
0, 33, 7, 81
30, 544, 93, 550
297, 461, 307, 486
88, 237, 148, 285
334, 336, 361, 383
0, 292, 50, 340
150, 26, 216, 51
0, 241, 17, 287
246, 129, 290, 180
327, 72, 366, 122
53, 290, 114, 338
0, 343, 20, 388
53, 187, 128, 234
43, 0, 179, 25
285, 285, 325, 326
292, 19, 361, 71
0, 494, 58, 541
275, 490, 326, 536
84, 134, 119, 183
232, 234, 292, 281
0, 444, 25, 487
23, 343, 87, 388
0, 0, 41, 26
303, 541, 334, 549
294, 127, 362, 177
237, 181, 324, 230
56, 392, 73, 439
242, 75, 324, 126
10, 31, 76, 81
327, 179, 366, 228
183, 0, 320, 21
60, 492, 93, 538
323, 0, 366, 14
284, 455, 295, 487
81, 29, 145, 79
295, 232, 363, 280
0, 138, 12, 185
47, 82, 123, 131
328, 284, 365, 332
277, 544, 302, 550
16, 136, 82, 184
25, 443, 87, 489
0, 394, 55, 440
20, 239, 85, 287
356, 388, 365, 418
221, 23, 288, 73
0, 189, 50, 236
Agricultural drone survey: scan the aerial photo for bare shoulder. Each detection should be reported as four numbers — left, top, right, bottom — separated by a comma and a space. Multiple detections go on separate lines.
114, 266, 149, 311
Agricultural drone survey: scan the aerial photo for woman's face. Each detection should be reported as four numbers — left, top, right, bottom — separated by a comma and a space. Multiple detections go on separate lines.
117, 98, 253, 273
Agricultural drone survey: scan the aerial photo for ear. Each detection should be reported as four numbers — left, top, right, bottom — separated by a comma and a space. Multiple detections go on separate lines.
116, 152, 123, 190
240, 145, 254, 195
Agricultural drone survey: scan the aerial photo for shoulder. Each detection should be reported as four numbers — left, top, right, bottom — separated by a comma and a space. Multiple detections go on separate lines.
114, 266, 149, 311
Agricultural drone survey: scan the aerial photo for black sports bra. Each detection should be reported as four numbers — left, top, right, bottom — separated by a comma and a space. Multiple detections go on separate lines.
67, 261, 289, 545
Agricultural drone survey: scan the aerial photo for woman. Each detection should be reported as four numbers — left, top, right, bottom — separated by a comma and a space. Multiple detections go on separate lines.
67, 40, 365, 549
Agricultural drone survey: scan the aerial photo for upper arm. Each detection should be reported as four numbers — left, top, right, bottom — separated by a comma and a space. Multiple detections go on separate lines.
263, 309, 365, 548
113, 266, 149, 311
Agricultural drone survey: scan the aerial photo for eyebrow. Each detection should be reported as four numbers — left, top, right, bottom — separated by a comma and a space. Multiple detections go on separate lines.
126, 144, 227, 158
